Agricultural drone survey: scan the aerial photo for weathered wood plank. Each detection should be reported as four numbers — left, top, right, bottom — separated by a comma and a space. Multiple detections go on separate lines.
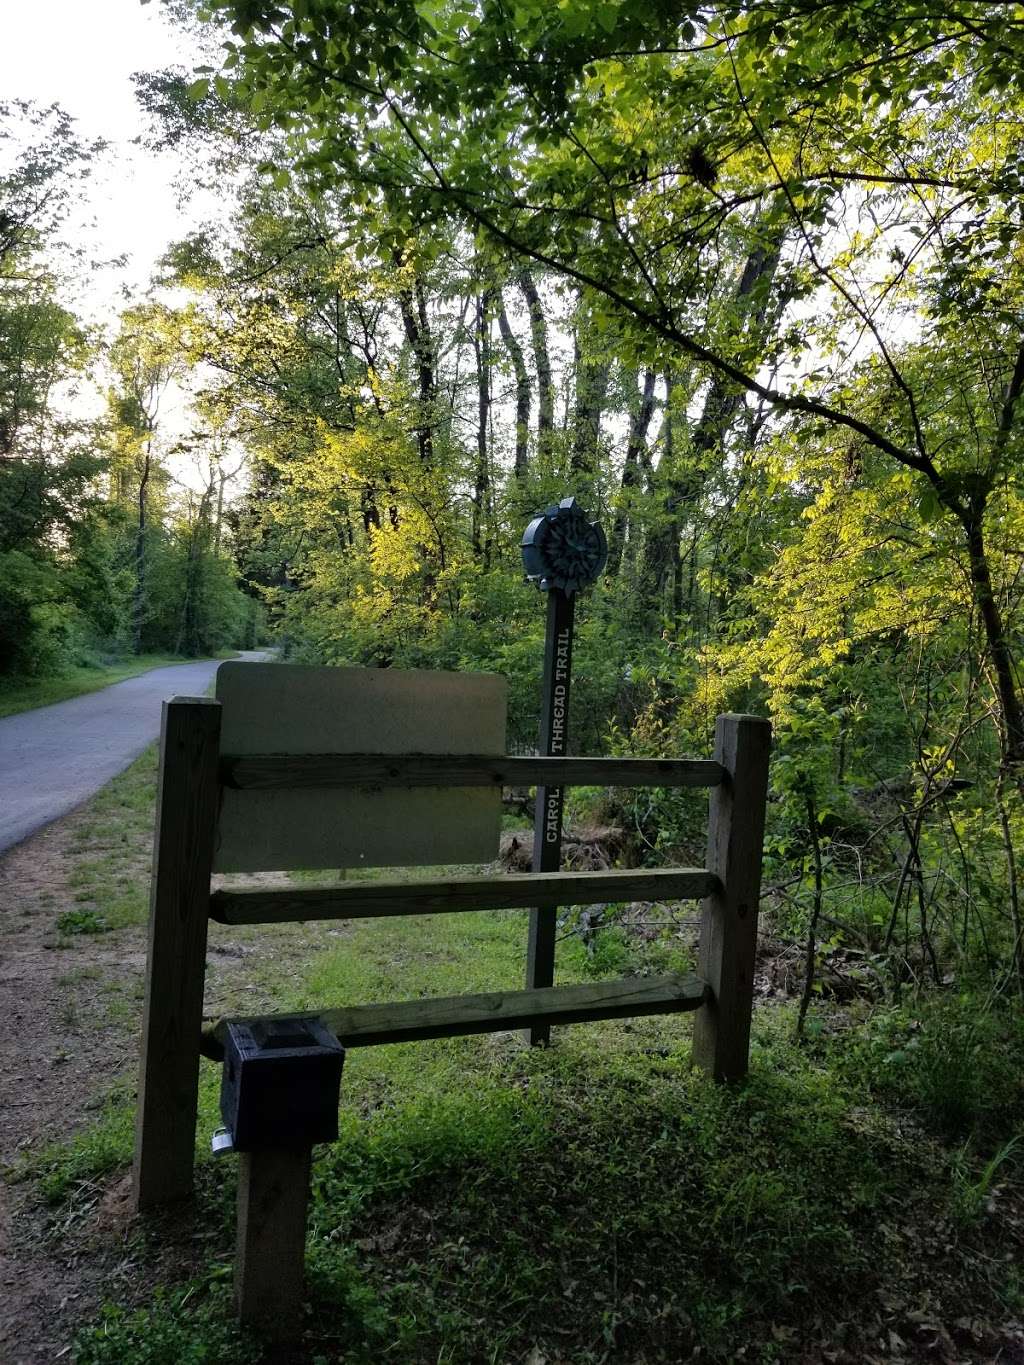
205, 974, 709, 1056
691, 713, 772, 1083
214, 664, 507, 872
210, 867, 720, 926
235, 1146, 312, 1334
221, 753, 726, 791
132, 697, 221, 1211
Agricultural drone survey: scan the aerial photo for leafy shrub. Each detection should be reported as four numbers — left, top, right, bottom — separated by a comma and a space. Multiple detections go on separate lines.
73, 1290, 253, 1365
0, 552, 76, 676
840, 995, 1024, 1136
57, 909, 109, 936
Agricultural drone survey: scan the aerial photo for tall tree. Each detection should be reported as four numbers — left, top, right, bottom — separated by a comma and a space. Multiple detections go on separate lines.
471, 289, 492, 562
497, 291, 531, 483
107, 305, 181, 653
641, 234, 784, 620
0, 101, 103, 675
606, 366, 657, 579
569, 296, 612, 476
193, 0, 1024, 777
517, 268, 554, 465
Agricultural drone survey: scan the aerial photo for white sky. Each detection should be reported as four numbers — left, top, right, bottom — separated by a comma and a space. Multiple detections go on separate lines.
0, 0, 229, 487
0, 4, 906, 491
0, 0, 209, 317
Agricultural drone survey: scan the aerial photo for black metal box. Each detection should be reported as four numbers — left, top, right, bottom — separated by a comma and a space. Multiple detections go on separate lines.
219, 1017, 345, 1152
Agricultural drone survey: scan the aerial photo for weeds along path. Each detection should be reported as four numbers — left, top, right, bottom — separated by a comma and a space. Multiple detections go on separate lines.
1, 751, 175, 1186
0, 748, 334, 1364
0, 804, 141, 1365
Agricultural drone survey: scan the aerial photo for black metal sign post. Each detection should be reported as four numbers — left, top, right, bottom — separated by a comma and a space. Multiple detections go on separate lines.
521, 497, 607, 1046
524, 586, 575, 1043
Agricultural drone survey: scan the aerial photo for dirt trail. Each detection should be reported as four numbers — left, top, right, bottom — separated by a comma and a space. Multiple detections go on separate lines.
0, 813, 143, 1363
0, 776, 330, 1362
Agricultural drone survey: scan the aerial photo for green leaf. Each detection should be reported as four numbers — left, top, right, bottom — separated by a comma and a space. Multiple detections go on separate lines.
597, 3, 618, 33
917, 487, 941, 523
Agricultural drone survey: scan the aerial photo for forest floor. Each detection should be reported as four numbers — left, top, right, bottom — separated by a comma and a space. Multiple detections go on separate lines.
2, 754, 1024, 1364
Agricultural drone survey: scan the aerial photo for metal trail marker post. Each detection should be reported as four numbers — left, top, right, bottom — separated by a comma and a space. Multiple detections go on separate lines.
521, 497, 607, 1045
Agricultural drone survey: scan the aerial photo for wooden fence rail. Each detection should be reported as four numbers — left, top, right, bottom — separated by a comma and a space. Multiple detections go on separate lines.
129, 666, 770, 1337
209, 867, 719, 925
221, 753, 726, 790
202, 974, 711, 1057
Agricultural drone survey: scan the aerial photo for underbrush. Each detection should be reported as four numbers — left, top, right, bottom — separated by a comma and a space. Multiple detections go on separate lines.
832, 991, 1024, 1137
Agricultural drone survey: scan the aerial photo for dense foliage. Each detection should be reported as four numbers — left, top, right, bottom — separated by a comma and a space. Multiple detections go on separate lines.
143, 0, 1024, 1000
5, 2, 1024, 993
0, 103, 253, 680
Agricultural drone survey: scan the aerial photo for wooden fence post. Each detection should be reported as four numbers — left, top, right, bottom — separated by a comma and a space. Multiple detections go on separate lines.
132, 696, 221, 1211
692, 713, 771, 1082
235, 1147, 312, 1334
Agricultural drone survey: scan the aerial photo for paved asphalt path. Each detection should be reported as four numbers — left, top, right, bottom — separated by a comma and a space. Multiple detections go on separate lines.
0, 651, 272, 856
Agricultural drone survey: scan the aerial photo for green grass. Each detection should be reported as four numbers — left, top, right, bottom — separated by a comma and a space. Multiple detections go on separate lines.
62, 997, 950, 1364
74, 1291, 255, 1365
29, 1086, 137, 1206
17, 757, 1024, 1363
57, 747, 161, 940
0, 651, 240, 719
53, 901, 1024, 1362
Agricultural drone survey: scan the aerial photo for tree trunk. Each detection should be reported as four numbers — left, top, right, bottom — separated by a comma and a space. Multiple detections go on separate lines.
607, 368, 657, 578
361, 484, 381, 534
132, 448, 151, 655
569, 306, 611, 475
517, 267, 554, 463
177, 485, 214, 658
961, 511, 1024, 769
640, 237, 783, 620
214, 469, 226, 555
397, 270, 436, 467
497, 293, 531, 482
395, 264, 438, 600
472, 291, 492, 563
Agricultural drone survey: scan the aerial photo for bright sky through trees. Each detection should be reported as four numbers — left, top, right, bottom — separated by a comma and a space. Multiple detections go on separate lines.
0, 0, 203, 319
0, 1, 223, 484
